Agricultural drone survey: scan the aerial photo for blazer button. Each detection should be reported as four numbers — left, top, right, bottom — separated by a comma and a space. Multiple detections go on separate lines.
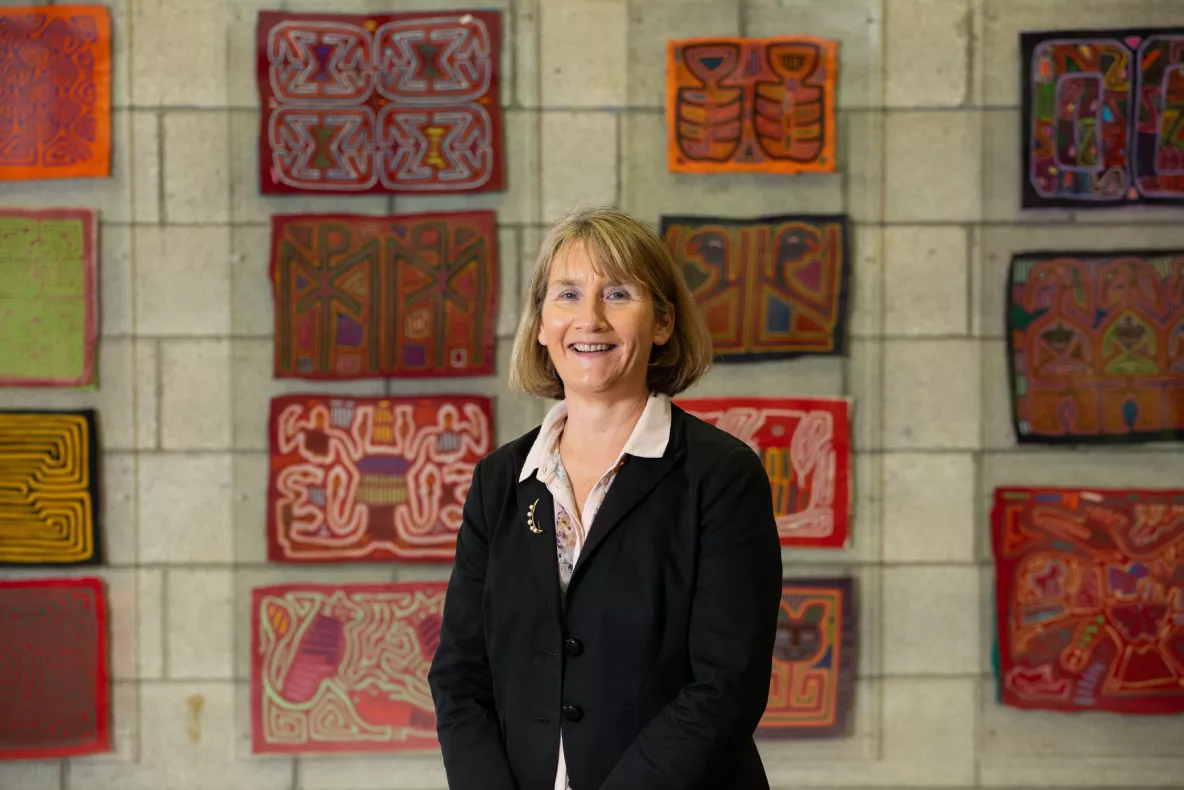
564, 638, 584, 656
562, 704, 584, 722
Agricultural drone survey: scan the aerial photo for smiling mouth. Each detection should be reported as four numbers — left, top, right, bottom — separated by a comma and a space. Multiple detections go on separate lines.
570, 343, 616, 353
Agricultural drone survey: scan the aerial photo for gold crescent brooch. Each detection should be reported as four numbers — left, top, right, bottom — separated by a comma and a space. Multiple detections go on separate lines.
527, 498, 543, 534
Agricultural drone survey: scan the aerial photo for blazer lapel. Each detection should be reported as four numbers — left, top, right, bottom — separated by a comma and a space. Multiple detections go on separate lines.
570, 448, 683, 582
515, 474, 562, 624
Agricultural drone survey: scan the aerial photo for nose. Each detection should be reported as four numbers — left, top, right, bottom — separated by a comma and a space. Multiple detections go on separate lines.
576, 291, 608, 330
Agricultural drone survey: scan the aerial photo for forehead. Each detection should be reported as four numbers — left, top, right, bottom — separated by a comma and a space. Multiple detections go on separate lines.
546, 238, 632, 283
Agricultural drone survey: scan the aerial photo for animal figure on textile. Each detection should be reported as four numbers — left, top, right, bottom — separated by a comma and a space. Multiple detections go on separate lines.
991, 487, 1184, 714
666, 36, 837, 174
676, 397, 850, 548
256, 10, 503, 194
662, 214, 849, 360
0, 410, 99, 565
270, 211, 498, 379
267, 395, 492, 562
1007, 251, 1184, 443
0, 5, 111, 181
757, 578, 855, 739
0, 209, 98, 387
1022, 28, 1184, 207
252, 583, 446, 753
0, 577, 109, 759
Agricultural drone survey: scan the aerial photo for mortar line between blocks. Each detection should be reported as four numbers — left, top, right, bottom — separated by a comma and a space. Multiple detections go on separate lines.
157, 111, 166, 224
160, 566, 170, 679
154, 338, 163, 450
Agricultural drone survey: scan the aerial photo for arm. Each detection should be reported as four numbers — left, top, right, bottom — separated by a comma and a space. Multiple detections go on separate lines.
428, 459, 518, 790
600, 445, 783, 789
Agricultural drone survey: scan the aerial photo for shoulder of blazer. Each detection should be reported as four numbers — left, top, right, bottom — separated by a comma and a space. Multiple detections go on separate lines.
672, 403, 759, 477
469, 423, 542, 518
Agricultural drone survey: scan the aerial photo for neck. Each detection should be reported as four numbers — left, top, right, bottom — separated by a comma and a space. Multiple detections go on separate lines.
560, 388, 650, 458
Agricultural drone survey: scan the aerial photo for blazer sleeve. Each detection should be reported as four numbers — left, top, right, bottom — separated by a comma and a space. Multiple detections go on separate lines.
427, 458, 519, 790
599, 444, 783, 790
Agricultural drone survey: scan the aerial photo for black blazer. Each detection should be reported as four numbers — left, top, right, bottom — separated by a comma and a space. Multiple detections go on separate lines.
428, 404, 783, 790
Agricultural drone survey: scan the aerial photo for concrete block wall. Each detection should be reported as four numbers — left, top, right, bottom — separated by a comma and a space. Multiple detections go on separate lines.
1, 0, 1182, 788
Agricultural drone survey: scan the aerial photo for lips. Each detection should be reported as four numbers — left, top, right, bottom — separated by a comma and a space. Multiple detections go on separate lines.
570, 343, 616, 353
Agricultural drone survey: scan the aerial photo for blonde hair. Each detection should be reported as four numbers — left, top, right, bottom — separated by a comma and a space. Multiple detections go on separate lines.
508, 207, 713, 400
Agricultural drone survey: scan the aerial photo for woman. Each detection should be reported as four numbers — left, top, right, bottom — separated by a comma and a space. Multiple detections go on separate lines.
428, 207, 783, 790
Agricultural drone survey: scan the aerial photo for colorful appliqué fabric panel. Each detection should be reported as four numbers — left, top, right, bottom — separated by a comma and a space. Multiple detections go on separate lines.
667, 36, 837, 175
267, 394, 492, 562
758, 577, 856, 739
675, 397, 850, 548
256, 10, 503, 194
0, 577, 109, 759
0, 410, 100, 565
663, 214, 849, 360
251, 582, 446, 753
271, 212, 498, 379
991, 487, 1184, 714
0, 209, 98, 387
1007, 251, 1184, 444
0, 5, 111, 181
1022, 28, 1184, 208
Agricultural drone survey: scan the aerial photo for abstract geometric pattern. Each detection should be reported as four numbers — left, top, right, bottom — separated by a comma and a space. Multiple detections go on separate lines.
271, 212, 498, 379
758, 577, 856, 739
256, 10, 503, 194
676, 397, 850, 548
663, 214, 849, 360
991, 487, 1184, 714
267, 394, 492, 562
0, 577, 109, 759
1007, 251, 1184, 443
0, 208, 98, 387
667, 36, 837, 174
251, 582, 446, 753
0, 409, 100, 565
0, 5, 111, 181
1023, 28, 1184, 207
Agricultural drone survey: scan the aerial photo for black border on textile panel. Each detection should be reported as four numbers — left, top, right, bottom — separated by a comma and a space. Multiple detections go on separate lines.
1020, 27, 1184, 210
1005, 249, 1184, 445
0, 408, 103, 566
658, 213, 852, 363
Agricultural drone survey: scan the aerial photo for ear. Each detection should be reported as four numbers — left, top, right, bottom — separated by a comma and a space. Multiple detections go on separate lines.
653, 308, 675, 346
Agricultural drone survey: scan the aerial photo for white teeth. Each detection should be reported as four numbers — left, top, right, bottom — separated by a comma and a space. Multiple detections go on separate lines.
572, 343, 613, 352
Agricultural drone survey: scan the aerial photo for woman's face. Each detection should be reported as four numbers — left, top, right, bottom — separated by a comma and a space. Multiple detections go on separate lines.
537, 241, 672, 402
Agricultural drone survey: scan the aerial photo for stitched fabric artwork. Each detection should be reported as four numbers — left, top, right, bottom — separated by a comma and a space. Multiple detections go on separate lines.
271, 211, 498, 379
0, 409, 100, 565
1022, 28, 1184, 207
0, 577, 109, 759
0, 208, 98, 387
667, 36, 837, 174
0, 5, 111, 181
267, 394, 492, 563
252, 582, 445, 753
662, 215, 849, 360
757, 577, 856, 739
991, 487, 1184, 714
256, 10, 503, 194
675, 397, 850, 548
1007, 251, 1184, 443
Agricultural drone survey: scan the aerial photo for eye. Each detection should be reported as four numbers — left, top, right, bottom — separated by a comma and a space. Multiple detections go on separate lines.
606, 288, 632, 300
556, 289, 578, 300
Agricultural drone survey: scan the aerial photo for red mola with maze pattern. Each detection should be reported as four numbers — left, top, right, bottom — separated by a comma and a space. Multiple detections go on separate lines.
0, 577, 109, 759
251, 582, 445, 753
991, 487, 1184, 714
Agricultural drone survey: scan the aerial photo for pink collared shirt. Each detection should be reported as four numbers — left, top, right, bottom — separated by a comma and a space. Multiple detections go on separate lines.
518, 393, 673, 790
